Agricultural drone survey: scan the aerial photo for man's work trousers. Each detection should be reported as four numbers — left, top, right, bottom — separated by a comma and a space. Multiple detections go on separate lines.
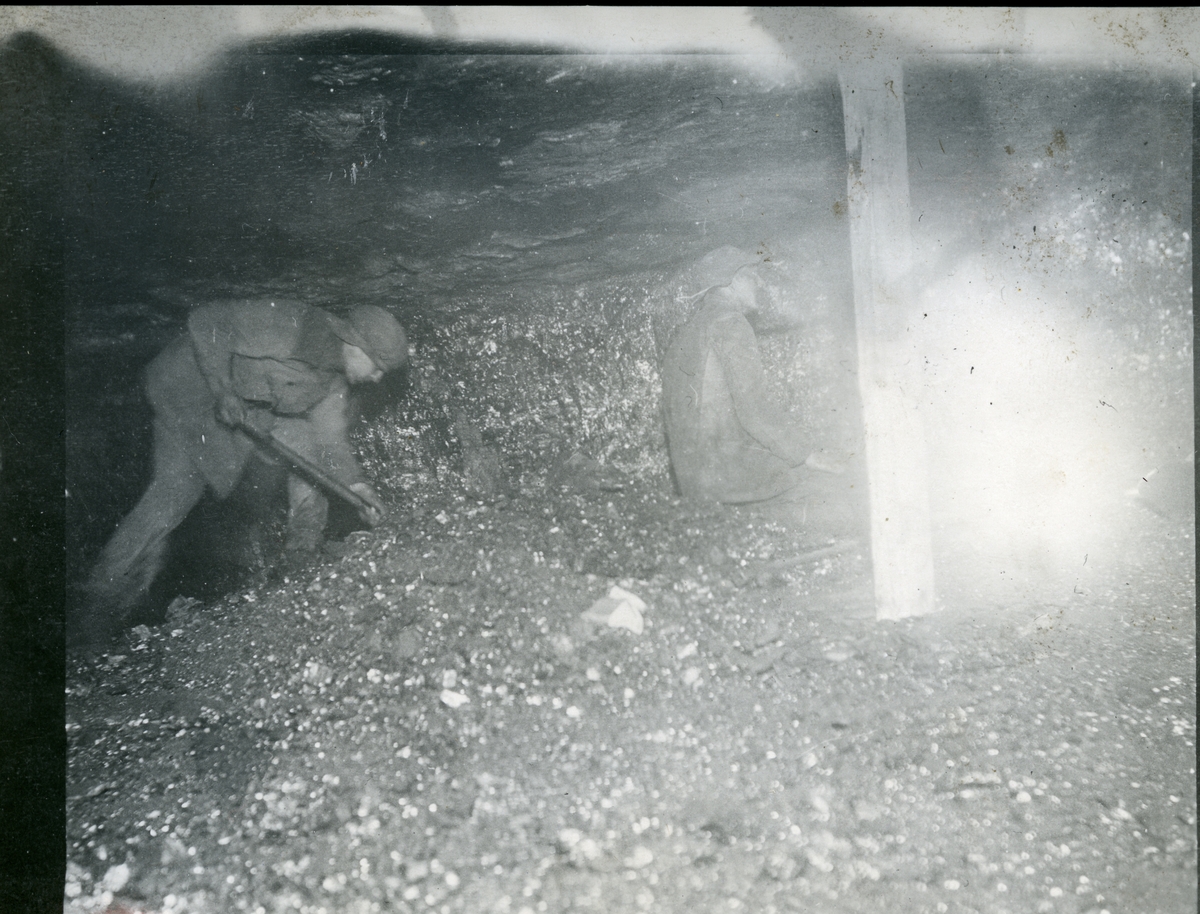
83, 417, 334, 636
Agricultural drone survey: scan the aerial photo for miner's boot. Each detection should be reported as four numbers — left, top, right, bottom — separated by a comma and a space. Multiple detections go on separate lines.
281, 476, 329, 571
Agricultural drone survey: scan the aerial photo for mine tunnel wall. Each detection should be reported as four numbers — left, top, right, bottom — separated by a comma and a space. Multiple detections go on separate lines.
38, 32, 1192, 613
360, 262, 863, 503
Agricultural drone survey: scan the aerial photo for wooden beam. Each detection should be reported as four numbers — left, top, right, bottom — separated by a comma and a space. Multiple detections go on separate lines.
839, 59, 936, 620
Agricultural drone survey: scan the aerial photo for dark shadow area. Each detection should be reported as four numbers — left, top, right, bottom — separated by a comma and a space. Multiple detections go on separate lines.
239, 28, 573, 59
0, 30, 68, 914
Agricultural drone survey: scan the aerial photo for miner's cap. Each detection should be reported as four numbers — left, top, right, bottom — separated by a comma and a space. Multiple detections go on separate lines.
332, 305, 408, 372
688, 245, 780, 297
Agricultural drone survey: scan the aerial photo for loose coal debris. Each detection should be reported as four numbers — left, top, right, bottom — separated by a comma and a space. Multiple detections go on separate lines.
67, 468, 1196, 914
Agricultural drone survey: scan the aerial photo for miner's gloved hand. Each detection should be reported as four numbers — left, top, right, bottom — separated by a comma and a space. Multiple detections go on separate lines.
350, 482, 386, 527
216, 391, 248, 428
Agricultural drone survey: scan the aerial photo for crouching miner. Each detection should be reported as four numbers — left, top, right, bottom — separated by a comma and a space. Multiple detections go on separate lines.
78, 299, 407, 647
662, 246, 862, 530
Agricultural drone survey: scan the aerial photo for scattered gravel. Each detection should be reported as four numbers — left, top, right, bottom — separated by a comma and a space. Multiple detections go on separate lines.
66, 480, 1196, 914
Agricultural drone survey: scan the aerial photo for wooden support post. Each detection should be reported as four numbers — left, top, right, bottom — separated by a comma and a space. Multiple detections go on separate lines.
839, 60, 936, 619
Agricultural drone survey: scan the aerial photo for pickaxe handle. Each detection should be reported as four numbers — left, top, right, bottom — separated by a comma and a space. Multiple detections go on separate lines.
236, 420, 380, 519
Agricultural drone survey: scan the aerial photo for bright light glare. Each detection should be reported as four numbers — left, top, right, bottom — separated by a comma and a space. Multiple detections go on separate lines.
915, 265, 1166, 603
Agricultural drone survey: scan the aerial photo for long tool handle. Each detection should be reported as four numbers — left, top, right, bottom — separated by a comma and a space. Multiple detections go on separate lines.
236, 420, 378, 517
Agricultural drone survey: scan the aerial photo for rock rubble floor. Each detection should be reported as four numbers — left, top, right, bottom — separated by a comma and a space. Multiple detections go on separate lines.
66, 481, 1196, 914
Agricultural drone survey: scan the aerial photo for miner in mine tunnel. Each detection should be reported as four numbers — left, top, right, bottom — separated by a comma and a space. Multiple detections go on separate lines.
661, 246, 863, 527
77, 299, 408, 648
